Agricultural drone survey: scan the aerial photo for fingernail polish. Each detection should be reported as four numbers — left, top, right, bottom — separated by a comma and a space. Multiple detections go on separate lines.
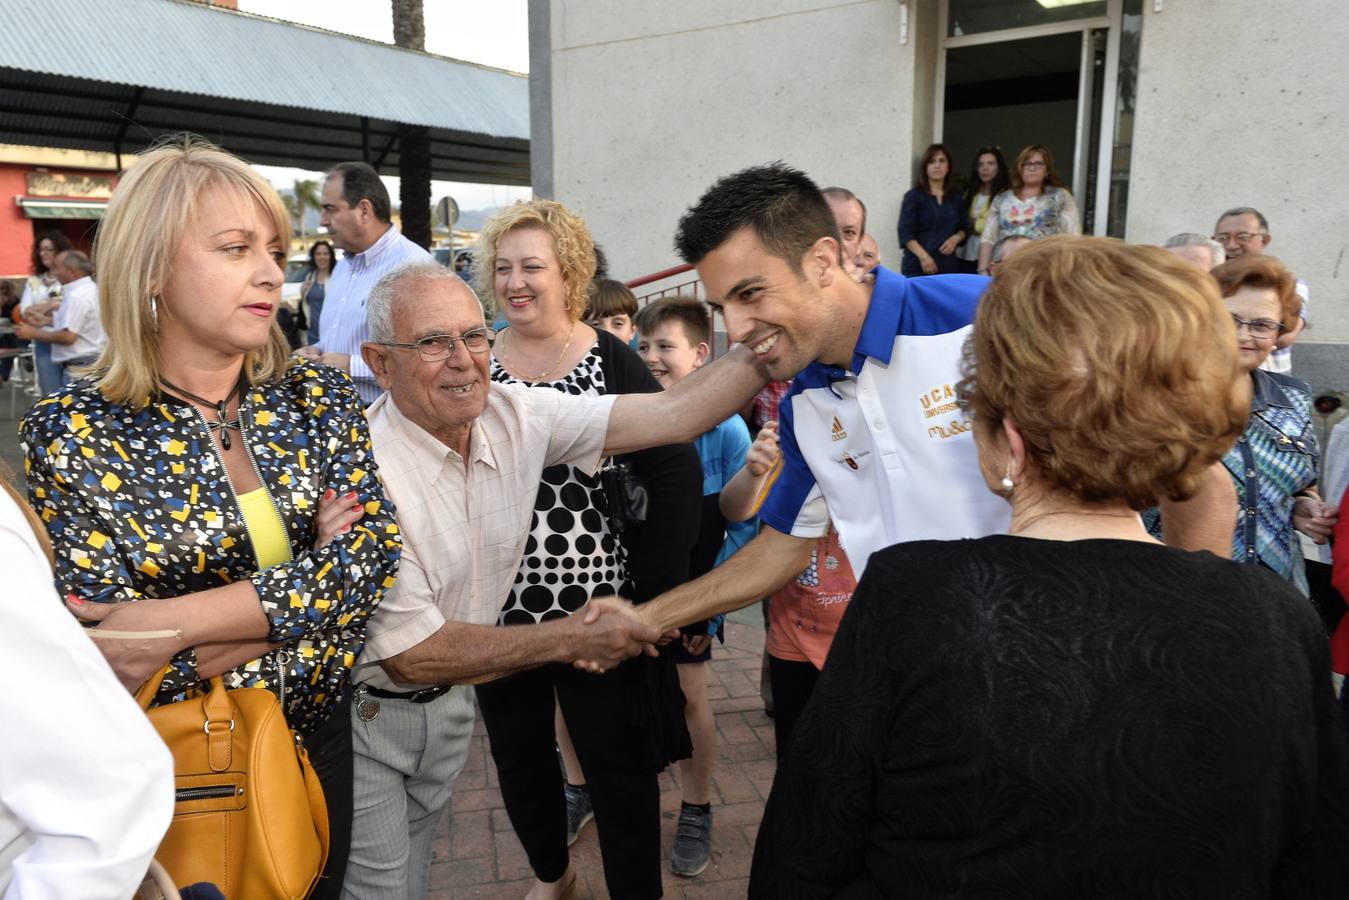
342, 524, 352, 532
67, 593, 84, 606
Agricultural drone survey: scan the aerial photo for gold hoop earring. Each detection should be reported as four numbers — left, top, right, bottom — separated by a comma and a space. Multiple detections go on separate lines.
149, 295, 160, 330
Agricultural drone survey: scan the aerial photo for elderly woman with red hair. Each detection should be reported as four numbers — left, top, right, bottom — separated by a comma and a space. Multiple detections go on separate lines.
750, 236, 1349, 898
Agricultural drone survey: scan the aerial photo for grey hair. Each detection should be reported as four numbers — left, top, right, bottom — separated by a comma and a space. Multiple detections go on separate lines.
57, 249, 94, 276
1215, 206, 1269, 233
366, 262, 466, 343
1164, 232, 1226, 266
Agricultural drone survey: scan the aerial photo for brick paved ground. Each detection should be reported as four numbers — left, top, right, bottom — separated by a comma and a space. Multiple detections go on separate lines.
427, 620, 775, 900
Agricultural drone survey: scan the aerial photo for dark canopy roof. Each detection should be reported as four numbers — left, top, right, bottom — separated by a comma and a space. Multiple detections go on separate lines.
0, 0, 530, 184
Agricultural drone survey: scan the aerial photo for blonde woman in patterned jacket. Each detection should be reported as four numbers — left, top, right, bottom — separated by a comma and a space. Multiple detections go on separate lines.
19, 136, 402, 900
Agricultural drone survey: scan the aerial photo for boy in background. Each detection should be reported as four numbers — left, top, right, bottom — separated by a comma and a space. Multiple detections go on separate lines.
586, 278, 639, 345
635, 296, 756, 877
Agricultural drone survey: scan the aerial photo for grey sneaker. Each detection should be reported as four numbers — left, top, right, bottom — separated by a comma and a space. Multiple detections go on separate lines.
669, 804, 712, 877
564, 782, 593, 846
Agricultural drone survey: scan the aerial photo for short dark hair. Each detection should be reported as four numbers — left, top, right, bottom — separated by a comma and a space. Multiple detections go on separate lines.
587, 278, 637, 319
1216, 206, 1269, 233
634, 294, 711, 347
821, 186, 867, 234
676, 163, 841, 274
327, 162, 391, 223
58, 249, 93, 277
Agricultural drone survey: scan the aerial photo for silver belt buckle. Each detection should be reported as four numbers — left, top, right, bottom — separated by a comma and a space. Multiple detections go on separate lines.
354, 685, 380, 722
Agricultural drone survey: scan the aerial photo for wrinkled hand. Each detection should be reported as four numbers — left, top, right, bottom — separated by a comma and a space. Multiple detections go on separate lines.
319, 352, 351, 371
65, 597, 186, 692
295, 344, 322, 361
570, 598, 664, 674
746, 421, 780, 477
919, 254, 939, 275
938, 236, 961, 256
1293, 497, 1337, 544
315, 488, 365, 549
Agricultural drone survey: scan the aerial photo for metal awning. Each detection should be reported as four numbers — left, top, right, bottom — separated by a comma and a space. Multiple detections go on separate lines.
16, 196, 106, 219
0, 0, 530, 184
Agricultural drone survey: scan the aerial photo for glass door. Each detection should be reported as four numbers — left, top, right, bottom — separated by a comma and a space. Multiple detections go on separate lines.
936, 0, 1138, 237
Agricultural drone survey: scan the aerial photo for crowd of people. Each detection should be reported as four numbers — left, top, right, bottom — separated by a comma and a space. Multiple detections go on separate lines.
2, 133, 1348, 900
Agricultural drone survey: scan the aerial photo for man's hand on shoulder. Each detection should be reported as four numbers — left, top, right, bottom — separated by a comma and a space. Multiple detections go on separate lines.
567, 597, 666, 674
297, 347, 351, 372
295, 344, 322, 361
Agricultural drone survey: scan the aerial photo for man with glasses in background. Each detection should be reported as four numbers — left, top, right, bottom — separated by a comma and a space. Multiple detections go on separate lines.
1213, 206, 1308, 373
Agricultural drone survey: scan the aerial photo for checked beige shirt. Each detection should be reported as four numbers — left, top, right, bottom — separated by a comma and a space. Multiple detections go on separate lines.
354, 382, 615, 691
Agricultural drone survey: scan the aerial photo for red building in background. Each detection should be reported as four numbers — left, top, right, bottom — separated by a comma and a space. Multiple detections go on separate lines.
0, 155, 116, 278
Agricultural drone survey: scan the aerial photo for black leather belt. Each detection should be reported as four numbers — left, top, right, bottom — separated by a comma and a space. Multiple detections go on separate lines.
364, 684, 451, 704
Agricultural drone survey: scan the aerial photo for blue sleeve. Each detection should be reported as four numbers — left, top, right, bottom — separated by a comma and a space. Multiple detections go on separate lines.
898, 188, 920, 247
898, 273, 989, 336
757, 388, 829, 540
715, 417, 757, 565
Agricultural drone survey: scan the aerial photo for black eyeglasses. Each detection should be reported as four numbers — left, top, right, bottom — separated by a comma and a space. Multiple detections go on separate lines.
1230, 314, 1283, 339
380, 328, 494, 361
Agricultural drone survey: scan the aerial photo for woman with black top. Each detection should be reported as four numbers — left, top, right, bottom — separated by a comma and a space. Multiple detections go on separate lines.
898, 143, 968, 277
474, 199, 700, 900
750, 236, 1349, 898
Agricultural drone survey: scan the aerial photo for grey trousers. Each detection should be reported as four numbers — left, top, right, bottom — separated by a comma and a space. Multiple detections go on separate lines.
341, 685, 476, 899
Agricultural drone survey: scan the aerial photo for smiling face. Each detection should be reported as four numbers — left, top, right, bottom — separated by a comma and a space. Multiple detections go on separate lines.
370, 277, 491, 442
312, 243, 333, 271
156, 185, 284, 364
637, 320, 708, 389
697, 227, 838, 380
1225, 284, 1283, 372
493, 226, 571, 333
1214, 211, 1269, 260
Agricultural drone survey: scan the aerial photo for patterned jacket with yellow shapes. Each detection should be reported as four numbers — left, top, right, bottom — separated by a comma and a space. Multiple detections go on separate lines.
20, 360, 402, 737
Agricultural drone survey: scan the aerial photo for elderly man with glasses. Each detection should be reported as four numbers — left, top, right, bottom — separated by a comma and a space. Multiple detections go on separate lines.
1213, 206, 1308, 373
340, 262, 767, 897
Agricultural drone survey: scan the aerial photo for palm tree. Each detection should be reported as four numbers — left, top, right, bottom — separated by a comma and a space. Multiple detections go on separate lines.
392, 0, 432, 249
293, 179, 321, 238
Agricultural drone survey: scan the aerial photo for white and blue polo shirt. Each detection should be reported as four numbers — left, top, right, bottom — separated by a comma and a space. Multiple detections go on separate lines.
759, 265, 1011, 575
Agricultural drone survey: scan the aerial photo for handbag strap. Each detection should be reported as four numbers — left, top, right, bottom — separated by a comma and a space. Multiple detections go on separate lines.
134, 667, 234, 772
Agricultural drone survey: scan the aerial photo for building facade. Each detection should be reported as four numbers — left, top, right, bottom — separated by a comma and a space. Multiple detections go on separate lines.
0, 146, 118, 278
530, 0, 1347, 395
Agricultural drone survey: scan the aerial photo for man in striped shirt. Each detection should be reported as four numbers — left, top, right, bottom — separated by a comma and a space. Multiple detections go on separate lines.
298, 161, 432, 403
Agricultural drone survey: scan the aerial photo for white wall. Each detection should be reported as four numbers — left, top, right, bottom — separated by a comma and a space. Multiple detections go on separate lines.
536, 0, 937, 282
1127, 0, 1349, 342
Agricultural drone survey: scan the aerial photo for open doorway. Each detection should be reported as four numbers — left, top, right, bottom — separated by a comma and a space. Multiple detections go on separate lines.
942, 32, 1086, 192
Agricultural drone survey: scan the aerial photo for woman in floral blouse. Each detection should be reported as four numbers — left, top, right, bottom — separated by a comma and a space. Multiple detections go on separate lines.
20, 137, 401, 899
976, 144, 1080, 275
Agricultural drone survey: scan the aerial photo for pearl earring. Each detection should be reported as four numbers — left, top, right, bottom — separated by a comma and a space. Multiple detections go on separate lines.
1000, 463, 1015, 493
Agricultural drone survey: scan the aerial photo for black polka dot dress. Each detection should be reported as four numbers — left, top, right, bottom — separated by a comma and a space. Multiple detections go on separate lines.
490, 343, 626, 624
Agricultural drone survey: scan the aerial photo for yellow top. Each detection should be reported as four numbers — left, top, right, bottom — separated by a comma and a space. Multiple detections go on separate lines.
236, 487, 292, 571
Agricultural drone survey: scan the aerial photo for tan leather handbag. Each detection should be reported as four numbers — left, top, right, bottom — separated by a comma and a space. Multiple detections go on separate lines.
136, 663, 329, 899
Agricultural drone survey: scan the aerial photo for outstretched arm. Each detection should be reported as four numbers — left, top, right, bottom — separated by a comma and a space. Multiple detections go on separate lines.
380, 598, 662, 686
631, 525, 814, 633
604, 344, 766, 456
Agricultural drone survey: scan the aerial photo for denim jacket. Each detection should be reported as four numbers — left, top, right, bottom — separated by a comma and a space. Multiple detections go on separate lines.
21, 360, 402, 735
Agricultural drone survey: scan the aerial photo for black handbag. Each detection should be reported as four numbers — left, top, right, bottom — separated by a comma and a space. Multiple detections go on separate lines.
599, 456, 648, 533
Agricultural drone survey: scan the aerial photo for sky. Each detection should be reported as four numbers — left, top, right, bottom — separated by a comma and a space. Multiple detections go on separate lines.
237, 0, 532, 213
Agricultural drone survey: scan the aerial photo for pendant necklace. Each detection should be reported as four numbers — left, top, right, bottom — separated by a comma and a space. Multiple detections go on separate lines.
499, 321, 577, 383
160, 371, 245, 450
